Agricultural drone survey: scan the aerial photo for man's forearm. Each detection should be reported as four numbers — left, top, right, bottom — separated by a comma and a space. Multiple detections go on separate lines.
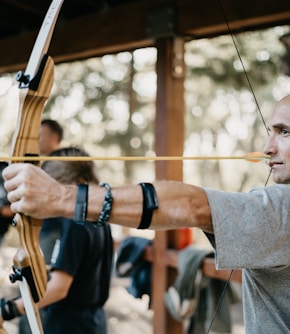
87, 180, 213, 233
3, 164, 213, 233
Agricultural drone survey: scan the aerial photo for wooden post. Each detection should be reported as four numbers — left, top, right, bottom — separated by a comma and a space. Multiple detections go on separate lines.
152, 37, 185, 334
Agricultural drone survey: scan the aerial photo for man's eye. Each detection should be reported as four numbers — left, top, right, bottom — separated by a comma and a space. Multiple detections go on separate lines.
281, 129, 289, 135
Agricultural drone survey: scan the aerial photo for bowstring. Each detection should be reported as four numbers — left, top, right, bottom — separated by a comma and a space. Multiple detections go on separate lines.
217, 0, 269, 136
205, 1, 272, 333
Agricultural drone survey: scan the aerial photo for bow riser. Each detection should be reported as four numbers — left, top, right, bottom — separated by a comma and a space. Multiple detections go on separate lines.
10, 56, 54, 304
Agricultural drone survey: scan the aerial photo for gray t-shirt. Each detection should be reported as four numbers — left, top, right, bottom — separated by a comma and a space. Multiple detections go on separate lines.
204, 184, 290, 334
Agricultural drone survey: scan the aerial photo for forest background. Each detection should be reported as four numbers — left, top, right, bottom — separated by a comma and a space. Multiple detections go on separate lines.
1, 24, 290, 334
0, 25, 290, 207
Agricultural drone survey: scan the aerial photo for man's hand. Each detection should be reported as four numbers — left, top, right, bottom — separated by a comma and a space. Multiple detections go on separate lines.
3, 163, 72, 219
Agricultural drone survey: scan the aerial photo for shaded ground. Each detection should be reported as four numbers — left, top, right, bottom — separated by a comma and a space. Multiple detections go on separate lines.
0, 245, 244, 334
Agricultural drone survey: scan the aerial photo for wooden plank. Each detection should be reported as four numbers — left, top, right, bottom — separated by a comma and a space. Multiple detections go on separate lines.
178, 0, 290, 38
150, 232, 169, 334
144, 246, 242, 283
1, 0, 290, 73
202, 258, 242, 283
153, 37, 185, 334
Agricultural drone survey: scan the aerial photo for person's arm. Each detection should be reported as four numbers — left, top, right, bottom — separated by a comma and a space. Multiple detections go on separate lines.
10, 270, 73, 316
3, 163, 213, 233
89, 181, 213, 233
0, 269, 73, 326
0, 205, 14, 218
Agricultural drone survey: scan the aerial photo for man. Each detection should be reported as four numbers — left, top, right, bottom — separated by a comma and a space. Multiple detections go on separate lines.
3, 95, 290, 333
39, 119, 63, 155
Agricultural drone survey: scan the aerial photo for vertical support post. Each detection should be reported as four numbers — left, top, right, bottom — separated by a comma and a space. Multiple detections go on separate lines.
152, 37, 185, 334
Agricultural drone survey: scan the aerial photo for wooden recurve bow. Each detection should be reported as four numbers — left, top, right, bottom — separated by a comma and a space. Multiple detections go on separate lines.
3, 1, 64, 333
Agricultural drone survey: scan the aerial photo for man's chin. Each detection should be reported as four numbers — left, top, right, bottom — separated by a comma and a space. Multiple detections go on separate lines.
273, 173, 290, 184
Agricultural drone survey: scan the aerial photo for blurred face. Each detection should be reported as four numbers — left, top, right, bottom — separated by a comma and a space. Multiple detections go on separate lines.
263, 96, 290, 184
39, 124, 58, 155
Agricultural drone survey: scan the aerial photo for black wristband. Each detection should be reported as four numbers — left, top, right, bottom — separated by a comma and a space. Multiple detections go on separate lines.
94, 182, 113, 227
137, 183, 159, 229
1, 298, 21, 320
74, 183, 88, 224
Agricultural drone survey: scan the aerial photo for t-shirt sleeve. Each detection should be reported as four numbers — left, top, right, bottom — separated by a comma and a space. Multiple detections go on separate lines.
204, 184, 290, 270
51, 221, 88, 276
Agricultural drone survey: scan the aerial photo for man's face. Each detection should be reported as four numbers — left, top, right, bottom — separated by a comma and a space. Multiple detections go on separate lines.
264, 96, 290, 184
39, 124, 55, 155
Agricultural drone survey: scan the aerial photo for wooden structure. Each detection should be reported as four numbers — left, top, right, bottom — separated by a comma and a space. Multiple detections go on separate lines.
0, 1, 290, 333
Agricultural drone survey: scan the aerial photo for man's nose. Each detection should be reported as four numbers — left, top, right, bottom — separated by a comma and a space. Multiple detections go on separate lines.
263, 136, 277, 155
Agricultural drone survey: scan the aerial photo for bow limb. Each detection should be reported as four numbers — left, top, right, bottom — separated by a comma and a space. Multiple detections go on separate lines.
18, 276, 43, 333
18, 0, 64, 89
7, 1, 64, 333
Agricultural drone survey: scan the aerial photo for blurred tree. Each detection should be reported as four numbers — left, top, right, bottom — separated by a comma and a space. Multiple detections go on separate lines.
44, 49, 157, 184
0, 26, 289, 189
183, 26, 290, 191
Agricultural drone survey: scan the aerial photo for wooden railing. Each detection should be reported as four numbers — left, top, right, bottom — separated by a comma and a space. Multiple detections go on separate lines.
144, 245, 242, 283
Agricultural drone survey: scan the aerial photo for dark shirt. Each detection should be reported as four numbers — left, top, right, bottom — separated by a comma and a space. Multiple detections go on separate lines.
43, 217, 113, 333
0, 162, 11, 237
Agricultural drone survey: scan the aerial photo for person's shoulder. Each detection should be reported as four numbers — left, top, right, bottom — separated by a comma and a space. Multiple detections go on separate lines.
251, 184, 290, 193
250, 184, 290, 204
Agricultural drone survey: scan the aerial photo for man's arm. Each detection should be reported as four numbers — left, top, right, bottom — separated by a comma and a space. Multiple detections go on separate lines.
90, 181, 213, 233
3, 163, 213, 233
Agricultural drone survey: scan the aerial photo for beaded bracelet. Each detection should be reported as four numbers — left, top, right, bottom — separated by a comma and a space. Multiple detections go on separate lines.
94, 182, 113, 227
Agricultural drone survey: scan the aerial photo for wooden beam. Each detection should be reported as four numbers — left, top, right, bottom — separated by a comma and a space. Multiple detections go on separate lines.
178, 0, 290, 38
202, 258, 242, 283
0, 0, 158, 73
0, 0, 290, 73
144, 246, 242, 283
153, 37, 185, 334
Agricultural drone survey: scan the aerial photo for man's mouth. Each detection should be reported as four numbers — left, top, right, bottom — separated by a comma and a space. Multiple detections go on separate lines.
269, 160, 283, 168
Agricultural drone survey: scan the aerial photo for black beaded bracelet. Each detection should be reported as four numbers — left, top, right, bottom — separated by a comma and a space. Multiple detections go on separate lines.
74, 183, 88, 224
94, 182, 113, 227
